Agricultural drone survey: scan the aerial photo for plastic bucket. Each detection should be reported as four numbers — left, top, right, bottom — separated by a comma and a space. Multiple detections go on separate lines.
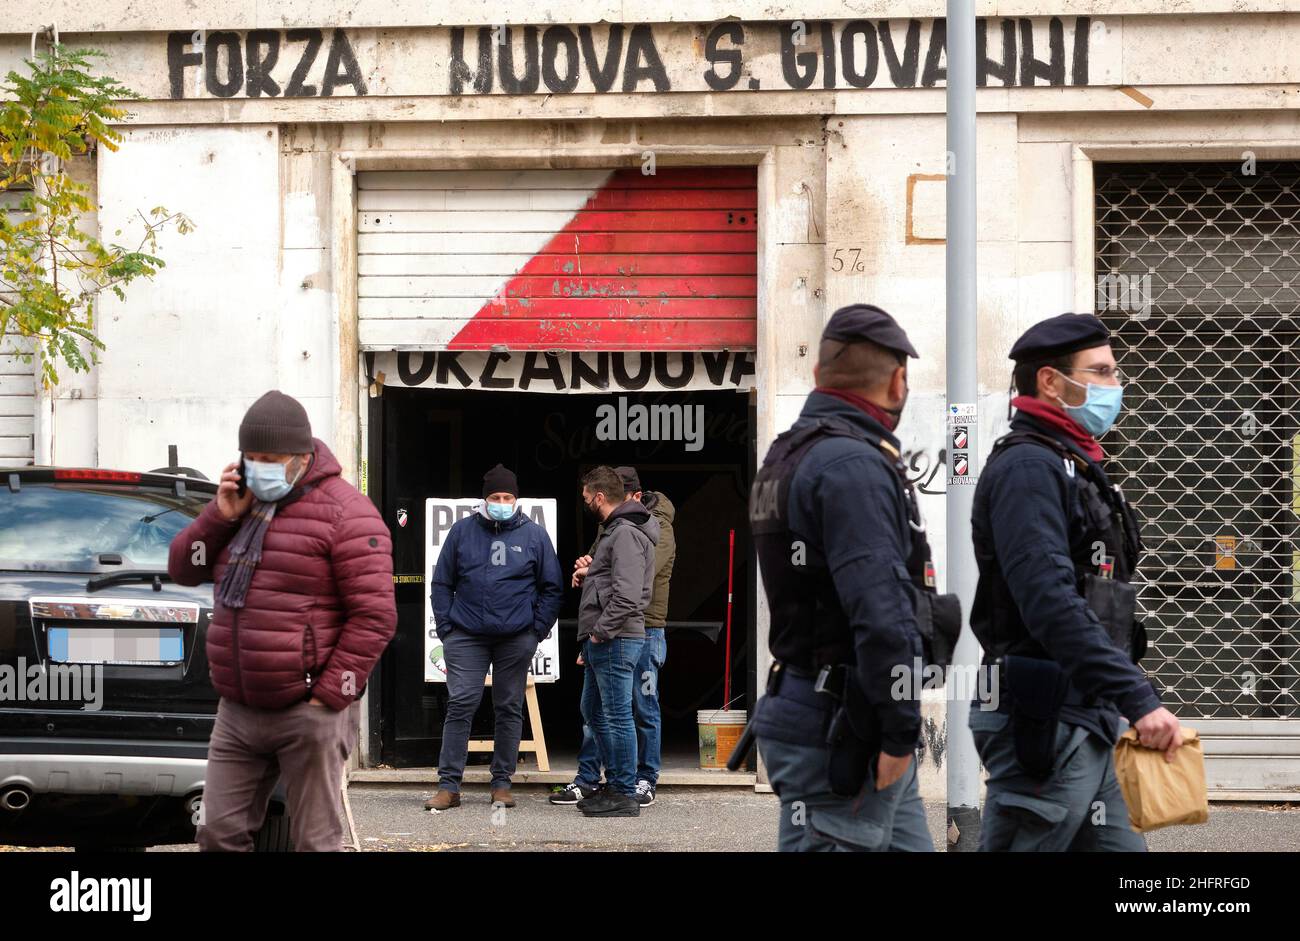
697, 709, 747, 769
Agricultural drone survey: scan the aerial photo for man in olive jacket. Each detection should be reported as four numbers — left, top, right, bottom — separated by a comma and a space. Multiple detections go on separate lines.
555, 466, 676, 808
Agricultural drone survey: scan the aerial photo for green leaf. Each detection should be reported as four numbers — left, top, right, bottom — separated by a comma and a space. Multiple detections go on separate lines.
0, 43, 187, 383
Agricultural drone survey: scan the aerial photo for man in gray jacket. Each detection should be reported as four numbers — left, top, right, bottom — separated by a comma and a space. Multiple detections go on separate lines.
574, 465, 658, 818
554, 466, 675, 808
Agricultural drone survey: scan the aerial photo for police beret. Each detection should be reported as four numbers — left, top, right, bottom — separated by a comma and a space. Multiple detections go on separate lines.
821, 304, 918, 359
1009, 313, 1110, 363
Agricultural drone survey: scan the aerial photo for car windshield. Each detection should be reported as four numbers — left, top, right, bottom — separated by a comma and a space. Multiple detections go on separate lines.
0, 483, 212, 573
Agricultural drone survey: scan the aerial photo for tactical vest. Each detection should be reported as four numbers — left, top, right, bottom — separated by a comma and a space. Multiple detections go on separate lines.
972, 429, 1146, 662
749, 415, 940, 671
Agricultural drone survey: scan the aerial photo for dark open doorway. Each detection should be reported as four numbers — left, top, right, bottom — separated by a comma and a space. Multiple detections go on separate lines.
368, 385, 756, 769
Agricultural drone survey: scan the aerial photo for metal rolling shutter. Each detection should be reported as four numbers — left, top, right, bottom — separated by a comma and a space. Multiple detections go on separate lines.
356, 166, 758, 351
1096, 161, 1300, 796
0, 184, 35, 465
0, 336, 35, 466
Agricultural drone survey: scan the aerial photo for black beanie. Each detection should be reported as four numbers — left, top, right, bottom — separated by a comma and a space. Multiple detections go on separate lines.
239, 391, 313, 453
482, 463, 518, 499
614, 465, 641, 494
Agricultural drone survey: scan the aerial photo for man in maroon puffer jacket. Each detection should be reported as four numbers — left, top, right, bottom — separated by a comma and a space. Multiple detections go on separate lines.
168, 390, 396, 851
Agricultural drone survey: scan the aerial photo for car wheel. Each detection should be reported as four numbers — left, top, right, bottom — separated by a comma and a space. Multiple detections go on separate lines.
253, 812, 294, 852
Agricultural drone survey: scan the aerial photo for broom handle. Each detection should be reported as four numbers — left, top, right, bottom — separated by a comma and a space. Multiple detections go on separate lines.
723, 528, 735, 710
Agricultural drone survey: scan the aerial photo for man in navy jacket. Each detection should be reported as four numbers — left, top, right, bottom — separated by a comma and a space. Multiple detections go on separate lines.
750, 305, 933, 851
970, 313, 1182, 851
426, 464, 563, 810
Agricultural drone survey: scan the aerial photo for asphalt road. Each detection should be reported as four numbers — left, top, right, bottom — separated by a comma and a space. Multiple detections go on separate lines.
4, 785, 1295, 852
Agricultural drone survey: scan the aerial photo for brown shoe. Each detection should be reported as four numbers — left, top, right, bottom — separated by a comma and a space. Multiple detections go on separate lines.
424, 790, 460, 811
490, 786, 516, 807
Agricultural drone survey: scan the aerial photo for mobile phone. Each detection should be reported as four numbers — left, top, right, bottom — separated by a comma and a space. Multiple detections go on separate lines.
236, 455, 247, 498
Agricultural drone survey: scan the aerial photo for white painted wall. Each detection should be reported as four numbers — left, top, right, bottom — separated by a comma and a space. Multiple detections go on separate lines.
94, 124, 334, 480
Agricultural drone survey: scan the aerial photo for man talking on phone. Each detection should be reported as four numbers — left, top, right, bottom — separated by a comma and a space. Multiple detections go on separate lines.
168, 390, 396, 851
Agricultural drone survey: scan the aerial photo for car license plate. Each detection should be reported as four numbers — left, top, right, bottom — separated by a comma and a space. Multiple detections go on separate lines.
47, 626, 183, 665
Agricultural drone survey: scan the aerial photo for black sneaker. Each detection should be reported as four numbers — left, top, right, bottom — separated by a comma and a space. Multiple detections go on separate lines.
576, 783, 608, 810
634, 780, 656, 806
580, 791, 640, 818
549, 782, 598, 806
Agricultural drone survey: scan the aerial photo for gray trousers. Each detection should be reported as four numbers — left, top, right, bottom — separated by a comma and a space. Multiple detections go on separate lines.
970, 708, 1147, 852
198, 697, 358, 852
757, 734, 934, 852
437, 628, 538, 792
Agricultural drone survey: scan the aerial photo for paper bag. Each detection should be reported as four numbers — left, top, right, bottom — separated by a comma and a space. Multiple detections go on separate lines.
1114, 727, 1209, 833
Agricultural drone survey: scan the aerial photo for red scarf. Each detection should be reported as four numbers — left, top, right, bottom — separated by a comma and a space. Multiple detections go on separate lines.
815, 387, 898, 432
1011, 395, 1104, 462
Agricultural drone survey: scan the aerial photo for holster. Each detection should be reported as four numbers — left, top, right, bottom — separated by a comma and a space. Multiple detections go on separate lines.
824, 667, 882, 798
1002, 655, 1071, 780
1130, 618, 1149, 664
915, 591, 962, 669
1083, 574, 1141, 662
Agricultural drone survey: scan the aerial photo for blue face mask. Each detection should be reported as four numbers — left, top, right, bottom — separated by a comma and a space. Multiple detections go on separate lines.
245, 458, 304, 503
1056, 373, 1124, 437
487, 501, 516, 522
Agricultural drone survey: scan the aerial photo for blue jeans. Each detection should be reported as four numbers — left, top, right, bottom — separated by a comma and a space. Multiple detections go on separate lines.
583, 636, 645, 796
436, 629, 538, 793
969, 708, 1146, 852
577, 628, 666, 787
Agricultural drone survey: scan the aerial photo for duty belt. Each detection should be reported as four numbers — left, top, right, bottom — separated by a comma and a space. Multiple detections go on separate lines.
768, 660, 851, 700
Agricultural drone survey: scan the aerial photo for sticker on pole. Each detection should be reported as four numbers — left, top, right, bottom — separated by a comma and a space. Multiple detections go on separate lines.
947, 403, 978, 484
949, 403, 977, 424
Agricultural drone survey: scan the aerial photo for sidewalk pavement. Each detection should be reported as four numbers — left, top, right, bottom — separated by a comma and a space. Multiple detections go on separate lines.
340, 785, 1300, 852
6, 785, 1293, 852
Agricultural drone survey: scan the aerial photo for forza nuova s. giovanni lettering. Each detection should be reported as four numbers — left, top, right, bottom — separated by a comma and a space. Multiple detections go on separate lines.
162, 19, 1091, 99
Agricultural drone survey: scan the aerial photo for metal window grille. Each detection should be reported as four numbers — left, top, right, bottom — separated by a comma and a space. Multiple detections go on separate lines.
1096, 161, 1299, 719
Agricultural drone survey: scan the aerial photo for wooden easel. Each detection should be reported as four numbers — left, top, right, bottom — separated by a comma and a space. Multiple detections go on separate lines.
467, 675, 550, 772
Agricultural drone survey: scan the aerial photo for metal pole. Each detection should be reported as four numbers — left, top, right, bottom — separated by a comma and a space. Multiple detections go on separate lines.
945, 0, 982, 851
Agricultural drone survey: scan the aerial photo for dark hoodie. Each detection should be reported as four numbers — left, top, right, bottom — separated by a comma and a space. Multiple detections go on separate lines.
577, 499, 659, 641
587, 490, 676, 627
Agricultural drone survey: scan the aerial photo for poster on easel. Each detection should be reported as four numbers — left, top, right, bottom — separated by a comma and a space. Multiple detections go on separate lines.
424, 498, 561, 683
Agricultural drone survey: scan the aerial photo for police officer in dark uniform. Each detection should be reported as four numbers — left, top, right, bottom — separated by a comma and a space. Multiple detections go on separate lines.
970, 312, 1183, 852
747, 304, 938, 852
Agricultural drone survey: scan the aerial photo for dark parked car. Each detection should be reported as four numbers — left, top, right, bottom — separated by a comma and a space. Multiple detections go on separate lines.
0, 463, 291, 850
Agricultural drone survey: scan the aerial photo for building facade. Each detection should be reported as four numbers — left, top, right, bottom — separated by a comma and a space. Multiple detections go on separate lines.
3, 1, 1297, 796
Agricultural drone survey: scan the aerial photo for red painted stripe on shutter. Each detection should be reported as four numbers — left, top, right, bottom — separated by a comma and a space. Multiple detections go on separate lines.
453, 319, 757, 351
598, 167, 757, 189
538, 232, 756, 253
559, 210, 756, 233
578, 188, 758, 210
521, 254, 756, 276
449, 167, 758, 351
476, 298, 755, 318
503, 276, 756, 299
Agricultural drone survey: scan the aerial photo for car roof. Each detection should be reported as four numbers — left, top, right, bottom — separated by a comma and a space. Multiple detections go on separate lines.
0, 466, 219, 494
